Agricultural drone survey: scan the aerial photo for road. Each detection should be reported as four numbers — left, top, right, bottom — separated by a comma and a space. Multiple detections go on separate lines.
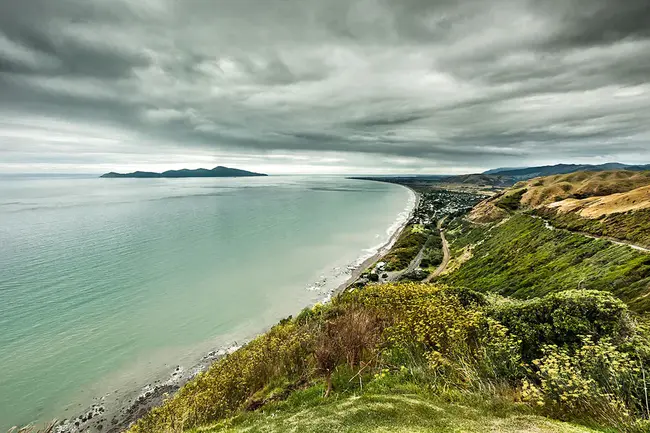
531, 215, 650, 253
425, 218, 450, 282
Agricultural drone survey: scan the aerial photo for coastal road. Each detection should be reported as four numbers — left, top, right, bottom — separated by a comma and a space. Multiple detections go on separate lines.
426, 218, 450, 282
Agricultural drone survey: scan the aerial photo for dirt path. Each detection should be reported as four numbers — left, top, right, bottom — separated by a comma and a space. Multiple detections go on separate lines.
426, 218, 450, 281
531, 215, 650, 253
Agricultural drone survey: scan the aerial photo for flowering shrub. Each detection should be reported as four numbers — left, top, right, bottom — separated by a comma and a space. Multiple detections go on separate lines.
522, 337, 649, 427
132, 322, 314, 433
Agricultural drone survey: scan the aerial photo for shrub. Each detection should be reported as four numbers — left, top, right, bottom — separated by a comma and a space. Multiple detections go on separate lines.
495, 188, 527, 211
522, 337, 650, 429
397, 269, 429, 281
129, 282, 648, 433
489, 290, 632, 362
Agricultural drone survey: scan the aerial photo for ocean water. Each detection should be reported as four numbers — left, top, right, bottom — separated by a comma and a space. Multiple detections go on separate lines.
0, 176, 414, 429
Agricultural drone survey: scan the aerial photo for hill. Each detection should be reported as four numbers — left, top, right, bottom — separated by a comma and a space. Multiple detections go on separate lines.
127, 283, 648, 433
467, 170, 650, 249
483, 162, 650, 180
440, 173, 516, 187
469, 170, 650, 218
100, 166, 267, 178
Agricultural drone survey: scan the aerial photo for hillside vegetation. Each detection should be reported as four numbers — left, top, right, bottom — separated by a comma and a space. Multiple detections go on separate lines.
467, 171, 650, 248
382, 225, 428, 271
443, 215, 650, 312
128, 283, 650, 433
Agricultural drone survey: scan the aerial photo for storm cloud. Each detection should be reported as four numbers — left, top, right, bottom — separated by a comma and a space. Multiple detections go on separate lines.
1, 0, 649, 173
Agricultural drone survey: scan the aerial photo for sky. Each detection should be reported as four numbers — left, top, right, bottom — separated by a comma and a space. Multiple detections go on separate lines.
1, 0, 649, 175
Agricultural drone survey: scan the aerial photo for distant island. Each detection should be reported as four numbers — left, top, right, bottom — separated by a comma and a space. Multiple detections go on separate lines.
100, 166, 267, 178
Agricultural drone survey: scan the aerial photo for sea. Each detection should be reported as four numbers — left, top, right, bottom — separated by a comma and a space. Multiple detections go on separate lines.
0, 175, 414, 430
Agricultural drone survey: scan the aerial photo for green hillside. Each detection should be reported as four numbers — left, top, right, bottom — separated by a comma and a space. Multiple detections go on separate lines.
442, 215, 650, 313
129, 283, 650, 433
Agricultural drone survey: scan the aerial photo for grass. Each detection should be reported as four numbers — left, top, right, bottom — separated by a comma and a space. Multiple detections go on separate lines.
534, 207, 650, 249
383, 225, 429, 271
442, 214, 650, 313
200, 384, 601, 433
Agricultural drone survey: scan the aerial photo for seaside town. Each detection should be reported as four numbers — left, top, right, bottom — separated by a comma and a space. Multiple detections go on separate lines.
353, 184, 486, 286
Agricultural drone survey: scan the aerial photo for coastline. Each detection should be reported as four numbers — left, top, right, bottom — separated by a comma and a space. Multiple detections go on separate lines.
55, 183, 419, 433
330, 184, 419, 297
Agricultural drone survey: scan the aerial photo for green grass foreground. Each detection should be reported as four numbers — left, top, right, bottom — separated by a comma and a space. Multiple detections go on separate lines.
200, 385, 598, 433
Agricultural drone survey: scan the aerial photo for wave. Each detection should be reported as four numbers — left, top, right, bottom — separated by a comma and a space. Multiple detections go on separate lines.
303, 186, 417, 303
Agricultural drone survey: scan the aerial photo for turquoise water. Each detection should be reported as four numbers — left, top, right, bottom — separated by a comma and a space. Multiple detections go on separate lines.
0, 176, 413, 429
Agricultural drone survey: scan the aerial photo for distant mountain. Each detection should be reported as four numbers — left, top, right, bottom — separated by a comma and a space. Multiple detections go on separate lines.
442, 173, 515, 187
482, 167, 523, 175
100, 166, 267, 179
482, 163, 650, 180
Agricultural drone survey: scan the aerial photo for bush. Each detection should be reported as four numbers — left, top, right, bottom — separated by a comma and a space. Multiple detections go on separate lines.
489, 290, 632, 362
495, 188, 527, 211
129, 282, 649, 433
397, 269, 429, 281
522, 337, 650, 429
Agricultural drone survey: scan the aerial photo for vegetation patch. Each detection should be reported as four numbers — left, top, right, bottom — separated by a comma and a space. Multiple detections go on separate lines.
442, 215, 650, 313
495, 188, 527, 212
383, 225, 428, 271
420, 232, 444, 269
129, 283, 650, 433
534, 207, 650, 249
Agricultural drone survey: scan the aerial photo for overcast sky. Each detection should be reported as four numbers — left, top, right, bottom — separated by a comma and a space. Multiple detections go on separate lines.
1, 0, 649, 174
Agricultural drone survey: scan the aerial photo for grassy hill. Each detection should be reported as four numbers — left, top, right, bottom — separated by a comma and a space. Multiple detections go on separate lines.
127, 283, 650, 433
467, 171, 650, 247
442, 214, 650, 312
469, 170, 650, 220
482, 163, 650, 180
516, 170, 650, 208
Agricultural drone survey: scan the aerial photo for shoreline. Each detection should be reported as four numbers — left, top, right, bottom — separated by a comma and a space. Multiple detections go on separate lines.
55, 183, 419, 433
331, 184, 419, 297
